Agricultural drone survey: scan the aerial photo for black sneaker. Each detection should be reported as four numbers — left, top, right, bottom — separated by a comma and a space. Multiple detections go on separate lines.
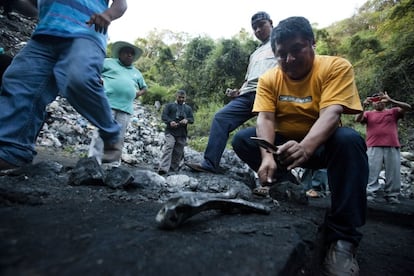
185, 163, 224, 174
322, 240, 359, 275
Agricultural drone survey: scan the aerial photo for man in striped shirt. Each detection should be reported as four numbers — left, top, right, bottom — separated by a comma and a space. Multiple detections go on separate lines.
0, 0, 127, 170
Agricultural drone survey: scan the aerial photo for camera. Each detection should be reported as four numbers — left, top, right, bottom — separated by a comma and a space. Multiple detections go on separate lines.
176, 115, 184, 121
370, 96, 381, 102
225, 88, 238, 97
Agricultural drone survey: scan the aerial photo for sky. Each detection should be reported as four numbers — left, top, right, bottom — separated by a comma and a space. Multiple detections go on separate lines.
108, 0, 367, 43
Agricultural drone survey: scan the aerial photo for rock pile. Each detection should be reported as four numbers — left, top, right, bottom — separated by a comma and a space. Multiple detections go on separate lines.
37, 97, 414, 198
0, 9, 36, 56
39, 97, 166, 169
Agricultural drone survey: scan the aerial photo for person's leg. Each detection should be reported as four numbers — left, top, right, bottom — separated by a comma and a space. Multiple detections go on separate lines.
88, 109, 129, 165
88, 129, 104, 164
383, 147, 401, 200
316, 169, 328, 192
202, 92, 256, 171
366, 147, 384, 199
320, 127, 368, 246
0, 39, 60, 166
231, 127, 262, 171
54, 38, 120, 145
158, 134, 175, 173
100, 110, 129, 165
170, 136, 186, 171
301, 168, 314, 190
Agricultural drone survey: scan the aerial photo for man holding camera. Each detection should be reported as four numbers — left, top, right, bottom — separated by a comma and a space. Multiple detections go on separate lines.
355, 91, 412, 204
158, 90, 194, 175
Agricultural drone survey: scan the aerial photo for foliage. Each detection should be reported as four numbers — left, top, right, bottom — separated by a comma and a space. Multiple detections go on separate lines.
140, 83, 169, 105
120, 1, 414, 150
180, 36, 216, 102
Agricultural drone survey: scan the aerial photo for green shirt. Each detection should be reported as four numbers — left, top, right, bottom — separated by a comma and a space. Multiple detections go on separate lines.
102, 58, 147, 114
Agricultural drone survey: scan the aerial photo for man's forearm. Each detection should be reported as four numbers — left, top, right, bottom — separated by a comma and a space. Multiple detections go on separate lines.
107, 0, 127, 21
390, 98, 412, 111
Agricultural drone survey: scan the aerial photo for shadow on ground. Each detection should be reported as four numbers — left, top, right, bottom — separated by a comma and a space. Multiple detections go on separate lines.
0, 148, 413, 275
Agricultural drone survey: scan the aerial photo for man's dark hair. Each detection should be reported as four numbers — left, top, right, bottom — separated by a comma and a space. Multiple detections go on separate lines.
176, 89, 186, 96
270, 16, 315, 53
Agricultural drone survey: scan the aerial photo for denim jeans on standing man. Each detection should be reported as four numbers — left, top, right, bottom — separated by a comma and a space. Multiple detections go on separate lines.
201, 92, 256, 172
0, 37, 120, 166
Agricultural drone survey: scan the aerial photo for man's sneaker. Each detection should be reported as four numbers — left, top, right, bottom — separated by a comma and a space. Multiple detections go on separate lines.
385, 196, 400, 204
185, 163, 225, 174
322, 240, 359, 276
0, 158, 18, 171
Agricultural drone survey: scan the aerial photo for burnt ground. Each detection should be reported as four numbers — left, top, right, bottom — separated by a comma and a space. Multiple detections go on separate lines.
1, 147, 414, 276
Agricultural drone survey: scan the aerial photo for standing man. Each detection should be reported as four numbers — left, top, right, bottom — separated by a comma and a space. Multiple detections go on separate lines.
186, 11, 277, 174
89, 41, 147, 166
158, 90, 194, 175
232, 17, 368, 275
0, 0, 128, 170
355, 91, 412, 204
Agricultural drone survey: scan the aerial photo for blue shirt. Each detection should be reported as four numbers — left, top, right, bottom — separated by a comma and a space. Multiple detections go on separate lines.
34, 0, 109, 51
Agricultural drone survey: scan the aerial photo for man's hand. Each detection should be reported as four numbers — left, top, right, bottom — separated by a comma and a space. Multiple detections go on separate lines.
179, 118, 188, 125
170, 121, 179, 128
86, 0, 127, 34
276, 140, 310, 170
257, 154, 277, 185
86, 12, 112, 34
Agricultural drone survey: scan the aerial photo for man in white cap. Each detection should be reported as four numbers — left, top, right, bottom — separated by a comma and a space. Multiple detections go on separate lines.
185, 11, 278, 176
89, 41, 147, 166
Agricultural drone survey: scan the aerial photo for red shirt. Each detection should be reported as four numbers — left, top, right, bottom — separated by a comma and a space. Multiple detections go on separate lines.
363, 107, 402, 147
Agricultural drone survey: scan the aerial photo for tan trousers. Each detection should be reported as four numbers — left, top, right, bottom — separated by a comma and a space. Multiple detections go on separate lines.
158, 133, 187, 172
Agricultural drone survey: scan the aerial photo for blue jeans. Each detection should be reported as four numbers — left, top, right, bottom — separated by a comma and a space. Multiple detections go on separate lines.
302, 168, 328, 191
202, 92, 256, 171
0, 37, 120, 166
232, 126, 368, 245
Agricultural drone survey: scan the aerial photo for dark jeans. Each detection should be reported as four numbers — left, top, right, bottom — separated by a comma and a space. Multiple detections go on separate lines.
232, 126, 368, 245
202, 92, 256, 171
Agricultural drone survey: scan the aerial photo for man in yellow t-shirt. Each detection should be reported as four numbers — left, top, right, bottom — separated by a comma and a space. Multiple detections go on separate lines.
232, 16, 368, 275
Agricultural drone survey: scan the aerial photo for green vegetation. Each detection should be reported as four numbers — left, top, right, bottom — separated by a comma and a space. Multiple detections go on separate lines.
117, 0, 414, 150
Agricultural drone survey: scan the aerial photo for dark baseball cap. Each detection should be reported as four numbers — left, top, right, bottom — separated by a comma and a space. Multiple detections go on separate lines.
251, 11, 271, 27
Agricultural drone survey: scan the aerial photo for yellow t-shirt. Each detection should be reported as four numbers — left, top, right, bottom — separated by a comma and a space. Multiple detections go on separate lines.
254, 55, 362, 141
